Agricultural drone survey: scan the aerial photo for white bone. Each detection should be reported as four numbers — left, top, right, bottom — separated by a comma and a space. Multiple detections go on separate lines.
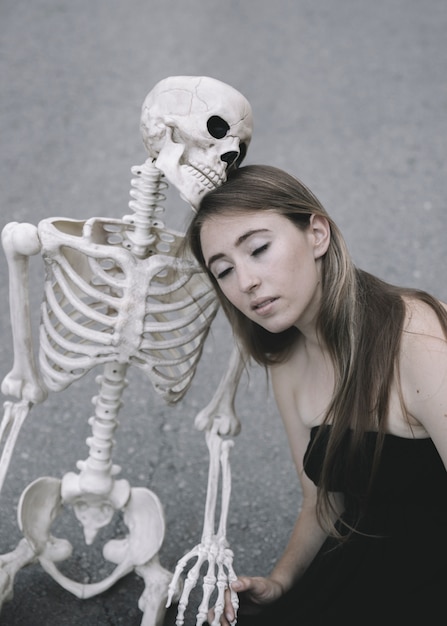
137, 555, 180, 626
210, 440, 238, 626
61, 362, 131, 544
17, 477, 169, 611
1, 222, 46, 404
166, 426, 237, 626
0, 76, 253, 625
140, 76, 253, 210
0, 401, 31, 493
0, 539, 37, 610
194, 343, 245, 436
32, 162, 219, 401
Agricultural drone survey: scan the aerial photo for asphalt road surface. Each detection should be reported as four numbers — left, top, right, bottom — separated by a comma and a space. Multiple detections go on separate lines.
0, 1, 446, 624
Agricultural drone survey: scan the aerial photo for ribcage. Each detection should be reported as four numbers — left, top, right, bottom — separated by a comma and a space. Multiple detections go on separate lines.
38, 217, 218, 403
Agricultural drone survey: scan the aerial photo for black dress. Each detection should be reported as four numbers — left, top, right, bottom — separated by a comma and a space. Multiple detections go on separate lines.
236, 425, 447, 625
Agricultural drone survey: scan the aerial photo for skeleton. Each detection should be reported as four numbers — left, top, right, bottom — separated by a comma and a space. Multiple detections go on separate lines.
0, 76, 253, 625
167, 424, 238, 626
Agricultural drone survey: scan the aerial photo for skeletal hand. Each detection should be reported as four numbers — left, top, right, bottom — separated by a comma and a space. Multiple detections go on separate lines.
166, 427, 237, 625
167, 535, 238, 626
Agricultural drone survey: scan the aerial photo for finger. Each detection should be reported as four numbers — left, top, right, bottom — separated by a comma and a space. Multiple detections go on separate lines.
231, 575, 257, 595
223, 587, 237, 624
207, 590, 235, 626
206, 607, 233, 626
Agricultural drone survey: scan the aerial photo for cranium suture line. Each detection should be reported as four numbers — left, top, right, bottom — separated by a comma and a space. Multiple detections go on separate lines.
0, 76, 253, 626
140, 75, 253, 210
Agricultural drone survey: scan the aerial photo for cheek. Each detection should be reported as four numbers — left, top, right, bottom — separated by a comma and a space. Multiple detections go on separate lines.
218, 282, 239, 307
289, 255, 319, 293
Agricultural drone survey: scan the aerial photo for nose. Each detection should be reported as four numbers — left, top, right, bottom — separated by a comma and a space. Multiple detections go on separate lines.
221, 151, 239, 168
238, 267, 260, 293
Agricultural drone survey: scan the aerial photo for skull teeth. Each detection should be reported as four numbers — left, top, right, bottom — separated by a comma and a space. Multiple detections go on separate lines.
187, 164, 223, 189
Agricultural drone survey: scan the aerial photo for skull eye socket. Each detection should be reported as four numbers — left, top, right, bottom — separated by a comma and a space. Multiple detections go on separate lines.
207, 116, 230, 139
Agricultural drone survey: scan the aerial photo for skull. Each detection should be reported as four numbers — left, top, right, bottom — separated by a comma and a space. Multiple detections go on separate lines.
140, 76, 253, 210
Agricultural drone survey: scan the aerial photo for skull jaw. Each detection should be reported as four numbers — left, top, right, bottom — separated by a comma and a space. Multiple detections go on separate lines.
155, 150, 222, 210
173, 165, 218, 211
140, 76, 253, 210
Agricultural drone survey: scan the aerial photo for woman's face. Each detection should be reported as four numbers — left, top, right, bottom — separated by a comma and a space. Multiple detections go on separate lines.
200, 210, 330, 335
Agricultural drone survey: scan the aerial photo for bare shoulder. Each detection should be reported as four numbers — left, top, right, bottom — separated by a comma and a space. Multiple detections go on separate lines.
403, 295, 447, 333
401, 295, 447, 355
397, 296, 447, 463
400, 295, 447, 419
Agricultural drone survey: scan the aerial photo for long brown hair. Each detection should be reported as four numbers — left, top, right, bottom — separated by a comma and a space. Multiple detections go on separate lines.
186, 164, 447, 536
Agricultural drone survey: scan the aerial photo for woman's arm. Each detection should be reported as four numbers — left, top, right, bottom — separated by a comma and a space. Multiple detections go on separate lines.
217, 360, 341, 625
265, 361, 339, 591
225, 495, 331, 623
400, 299, 447, 465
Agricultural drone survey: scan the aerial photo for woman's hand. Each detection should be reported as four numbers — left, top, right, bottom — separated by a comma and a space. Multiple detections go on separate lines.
209, 575, 284, 625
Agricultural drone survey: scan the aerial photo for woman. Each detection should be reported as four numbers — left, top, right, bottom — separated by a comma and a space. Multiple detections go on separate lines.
186, 165, 447, 625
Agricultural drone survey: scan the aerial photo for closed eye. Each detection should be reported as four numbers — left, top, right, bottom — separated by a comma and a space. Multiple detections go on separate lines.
252, 243, 269, 257
216, 266, 233, 280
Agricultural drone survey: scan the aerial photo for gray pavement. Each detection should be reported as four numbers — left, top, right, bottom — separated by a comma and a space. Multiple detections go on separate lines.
1, 1, 446, 624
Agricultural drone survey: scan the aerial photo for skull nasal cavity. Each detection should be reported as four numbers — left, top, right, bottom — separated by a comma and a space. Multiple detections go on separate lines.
221, 151, 239, 166
207, 116, 230, 139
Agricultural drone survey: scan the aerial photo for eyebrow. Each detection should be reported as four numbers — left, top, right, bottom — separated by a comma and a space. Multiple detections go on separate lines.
206, 228, 270, 269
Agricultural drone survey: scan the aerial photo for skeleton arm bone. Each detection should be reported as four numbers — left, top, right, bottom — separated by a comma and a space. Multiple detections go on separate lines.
194, 343, 245, 436
166, 427, 237, 626
1, 222, 47, 404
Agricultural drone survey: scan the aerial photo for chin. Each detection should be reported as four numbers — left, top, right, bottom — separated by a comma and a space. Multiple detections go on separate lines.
259, 321, 294, 335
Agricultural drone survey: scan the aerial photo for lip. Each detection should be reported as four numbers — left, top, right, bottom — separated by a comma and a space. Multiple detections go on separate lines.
250, 297, 278, 315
